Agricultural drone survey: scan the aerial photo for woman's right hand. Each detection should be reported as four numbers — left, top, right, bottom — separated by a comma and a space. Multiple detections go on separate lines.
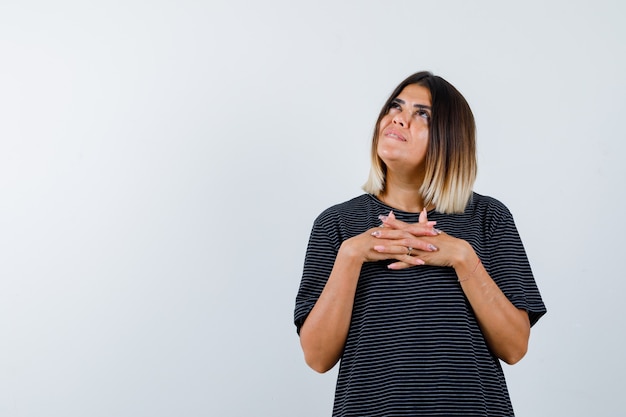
340, 210, 439, 266
300, 210, 440, 373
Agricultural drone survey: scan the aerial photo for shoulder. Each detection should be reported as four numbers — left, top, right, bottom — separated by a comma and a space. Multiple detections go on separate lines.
315, 194, 375, 221
468, 192, 514, 219
465, 192, 523, 240
311, 194, 381, 239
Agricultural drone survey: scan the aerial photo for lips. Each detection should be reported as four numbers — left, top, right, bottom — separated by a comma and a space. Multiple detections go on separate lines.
384, 128, 407, 141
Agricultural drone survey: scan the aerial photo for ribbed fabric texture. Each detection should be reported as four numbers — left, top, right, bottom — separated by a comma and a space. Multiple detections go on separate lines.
294, 193, 546, 417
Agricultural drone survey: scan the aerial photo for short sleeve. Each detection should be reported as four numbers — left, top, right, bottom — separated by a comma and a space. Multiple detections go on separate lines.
483, 203, 547, 326
293, 209, 343, 334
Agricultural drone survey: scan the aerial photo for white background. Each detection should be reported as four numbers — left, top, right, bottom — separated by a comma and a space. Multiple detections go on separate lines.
1, 1, 624, 416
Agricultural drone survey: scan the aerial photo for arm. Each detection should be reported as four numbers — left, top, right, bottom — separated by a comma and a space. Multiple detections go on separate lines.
376, 210, 530, 364
299, 222, 438, 373
453, 244, 530, 364
298, 241, 363, 373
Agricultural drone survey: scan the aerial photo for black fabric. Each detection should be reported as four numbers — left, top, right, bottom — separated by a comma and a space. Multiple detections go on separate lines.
294, 193, 546, 416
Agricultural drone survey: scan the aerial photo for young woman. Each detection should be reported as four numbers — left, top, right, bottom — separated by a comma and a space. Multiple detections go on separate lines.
294, 71, 546, 416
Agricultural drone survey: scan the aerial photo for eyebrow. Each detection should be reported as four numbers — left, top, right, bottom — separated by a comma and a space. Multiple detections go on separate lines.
393, 98, 432, 110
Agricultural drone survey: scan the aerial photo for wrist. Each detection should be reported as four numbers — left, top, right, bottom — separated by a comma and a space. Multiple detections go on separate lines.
452, 242, 480, 282
451, 241, 476, 270
338, 239, 366, 265
457, 258, 481, 283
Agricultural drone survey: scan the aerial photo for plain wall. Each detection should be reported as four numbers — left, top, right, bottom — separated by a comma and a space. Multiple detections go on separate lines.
1, 1, 624, 416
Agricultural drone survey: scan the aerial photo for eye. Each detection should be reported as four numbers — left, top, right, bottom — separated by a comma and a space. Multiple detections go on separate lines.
414, 108, 431, 121
387, 101, 402, 113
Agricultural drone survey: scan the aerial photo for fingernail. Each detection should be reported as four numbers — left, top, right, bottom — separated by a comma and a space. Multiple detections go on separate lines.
434, 228, 442, 235
428, 244, 438, 251
371, 231, 381, 237
378, 214, 388, 222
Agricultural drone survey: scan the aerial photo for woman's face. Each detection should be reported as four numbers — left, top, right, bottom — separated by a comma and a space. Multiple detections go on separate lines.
377, 83, 432, 173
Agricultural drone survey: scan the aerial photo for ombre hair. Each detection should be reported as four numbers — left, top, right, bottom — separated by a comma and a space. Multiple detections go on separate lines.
362, 71, 477, 214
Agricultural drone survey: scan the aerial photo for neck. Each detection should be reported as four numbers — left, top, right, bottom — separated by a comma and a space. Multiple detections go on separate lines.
379, 182, 427, 213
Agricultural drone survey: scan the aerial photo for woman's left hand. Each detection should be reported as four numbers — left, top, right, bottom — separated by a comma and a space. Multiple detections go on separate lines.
377, 208, 531, 364
374, 209, 473, 270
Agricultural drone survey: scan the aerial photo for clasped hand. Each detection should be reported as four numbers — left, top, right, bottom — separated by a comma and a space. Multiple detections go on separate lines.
347, 208, 468, 270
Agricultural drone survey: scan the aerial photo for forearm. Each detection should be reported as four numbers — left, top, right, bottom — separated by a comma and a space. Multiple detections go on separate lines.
455, 247, 530, 364
299, 244, 363, 373
374, 211, 533, 364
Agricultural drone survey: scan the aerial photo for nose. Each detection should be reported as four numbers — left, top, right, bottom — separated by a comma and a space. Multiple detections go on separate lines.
392, 111, 408, 127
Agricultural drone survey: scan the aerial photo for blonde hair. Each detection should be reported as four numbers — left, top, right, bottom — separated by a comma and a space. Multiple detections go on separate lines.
363, 71, 477, 214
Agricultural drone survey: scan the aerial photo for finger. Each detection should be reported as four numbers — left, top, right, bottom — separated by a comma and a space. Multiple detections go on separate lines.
388, 258, 424, 269
371, 232, 439, 252
378, 214, 409, 230
379, 211, 439, 235
405, 222, 441, 236
380, 210, 436, 229
419, 208, 438, 229
378, 210, 398, 223
377, 211, 393, 227
373, 223, 439, 239
373, 245, 428, 264
370, 228, 410, 239
388, 261, 412, 270
374, 244, 407, 255
388, 262, 417, 270
419, 207, 427, 224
